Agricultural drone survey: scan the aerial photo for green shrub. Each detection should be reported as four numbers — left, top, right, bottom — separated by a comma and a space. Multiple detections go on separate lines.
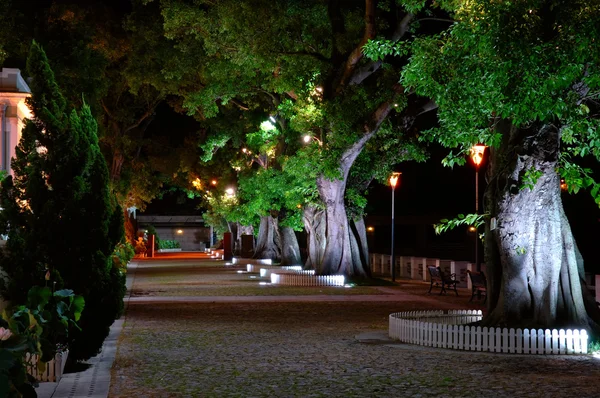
112, 241, 135, 273
0, 42, 125, 361
145, 225, 160, 247
158, 240, 181, 249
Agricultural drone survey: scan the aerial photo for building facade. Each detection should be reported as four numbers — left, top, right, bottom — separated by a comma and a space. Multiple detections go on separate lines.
0, 68, 31, 175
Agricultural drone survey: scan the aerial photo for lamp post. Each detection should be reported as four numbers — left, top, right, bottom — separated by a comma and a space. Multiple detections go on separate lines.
470, 144, 486, 272
389, 172, 401, 281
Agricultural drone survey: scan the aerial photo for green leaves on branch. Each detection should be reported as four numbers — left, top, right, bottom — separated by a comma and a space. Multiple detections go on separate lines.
434, 213, 486, 235
559, 157, 600, 204
363, 39, 409, 62
521, 168, 543, 192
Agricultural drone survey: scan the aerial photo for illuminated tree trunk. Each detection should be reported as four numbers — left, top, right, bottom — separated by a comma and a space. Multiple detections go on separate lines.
280, 226, 301, 266
484, 122, 600, 332
253, 215, 281, 261
303, 206, 326, 271
316, 141, 374, 276
317, 176, 354, 275
349, 217, 370, 277
316, 102, 395, 276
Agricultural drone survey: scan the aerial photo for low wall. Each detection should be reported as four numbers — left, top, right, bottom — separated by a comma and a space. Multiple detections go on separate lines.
270, 272, 345, 287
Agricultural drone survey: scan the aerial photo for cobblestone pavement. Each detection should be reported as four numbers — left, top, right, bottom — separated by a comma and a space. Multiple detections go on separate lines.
109, 257, 600, 397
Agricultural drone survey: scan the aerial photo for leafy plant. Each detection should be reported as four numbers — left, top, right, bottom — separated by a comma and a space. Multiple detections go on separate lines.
588, 339, 600, 354
145, 225, 160, 246
158, 240, 181, 249
134, 237, 147, 254
0, 286, 84, 397
112, 241, 135, 273
434, 213, 487, 235
521, 168, 544, 191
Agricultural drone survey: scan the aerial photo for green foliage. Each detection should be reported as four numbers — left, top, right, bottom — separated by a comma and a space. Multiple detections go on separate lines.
0, 286, 83, 397
589, 339, 600, 354
515, 246, 527, 256
363, 39, 409, 62
158, 240, 181, 249
434, 213, 486, 235
145, 224, 160, 245
521, 168, 544, 191
0, 43, 125, 361
202, 210, 229, 242
112, 241, 135, 273
398, 0, 600, 204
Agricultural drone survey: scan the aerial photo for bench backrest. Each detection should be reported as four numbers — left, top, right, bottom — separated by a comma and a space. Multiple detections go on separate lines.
427, 266, 442, 282
467, 270, 486, 288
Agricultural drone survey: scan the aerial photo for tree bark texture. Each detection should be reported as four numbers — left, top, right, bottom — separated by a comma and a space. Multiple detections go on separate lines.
280, 226, 302, 266
227, 222, 240, 255
303, 206, 326, 270
253, 215, 281, 262
317, 176, 368, 277
484, 122, 600, 332
350, 217, 371, 277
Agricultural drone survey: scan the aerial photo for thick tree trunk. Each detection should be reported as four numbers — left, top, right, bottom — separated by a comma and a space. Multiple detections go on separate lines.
350, 217, 371, 277
317, 177, 355, 275
227, 222, 240, 255
111, 148, 124, 181
303, 206, 326, 271
316, 131, 379, 276
280, 226, 302, 266
253, 215, 281, 262
483, 122, 600, 332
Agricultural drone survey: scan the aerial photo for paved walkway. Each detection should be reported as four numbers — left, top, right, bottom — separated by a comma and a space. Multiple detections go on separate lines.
38, 253, 600, 397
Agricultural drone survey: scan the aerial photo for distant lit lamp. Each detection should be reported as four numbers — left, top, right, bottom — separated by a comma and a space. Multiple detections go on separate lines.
211, 179, 218, 186
560, 179, 567, 192
177, 229, 183, 234
470, 144, 486, 272
303, 135, 323, 145
389, 172, 401, 282
367, 226, 374, 232
225, 187, 235, 197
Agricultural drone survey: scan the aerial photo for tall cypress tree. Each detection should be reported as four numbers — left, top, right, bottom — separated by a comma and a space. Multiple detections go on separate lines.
0, 41, 126, 361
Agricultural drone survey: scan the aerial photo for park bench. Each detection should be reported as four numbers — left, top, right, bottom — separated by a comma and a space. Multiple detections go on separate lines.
466, 270, 487, 303
427, 266, 458, 296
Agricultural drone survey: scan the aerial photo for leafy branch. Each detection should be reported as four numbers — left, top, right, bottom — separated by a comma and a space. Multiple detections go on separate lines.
434, 213, 486, 235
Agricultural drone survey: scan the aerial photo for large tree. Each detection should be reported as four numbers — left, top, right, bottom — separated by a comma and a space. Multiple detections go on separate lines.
0, 42, 126, 360
395, 0, 600, 331
148, 0, 435, 276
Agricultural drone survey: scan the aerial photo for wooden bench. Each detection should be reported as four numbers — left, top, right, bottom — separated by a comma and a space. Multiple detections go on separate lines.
466, 270, 487, 303
427, 266, 458, 296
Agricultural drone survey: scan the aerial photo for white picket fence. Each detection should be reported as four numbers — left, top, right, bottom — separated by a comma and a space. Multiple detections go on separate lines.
389, 310, 589, 355
270, 272, 345, 287
25, 351, 68, 382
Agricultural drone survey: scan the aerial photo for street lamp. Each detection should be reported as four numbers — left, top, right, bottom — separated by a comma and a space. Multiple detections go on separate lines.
470, 144, 486, 272
389, 172, 401, 282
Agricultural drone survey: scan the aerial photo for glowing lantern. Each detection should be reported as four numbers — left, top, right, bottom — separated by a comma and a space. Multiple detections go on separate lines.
470, 144, 487, 167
